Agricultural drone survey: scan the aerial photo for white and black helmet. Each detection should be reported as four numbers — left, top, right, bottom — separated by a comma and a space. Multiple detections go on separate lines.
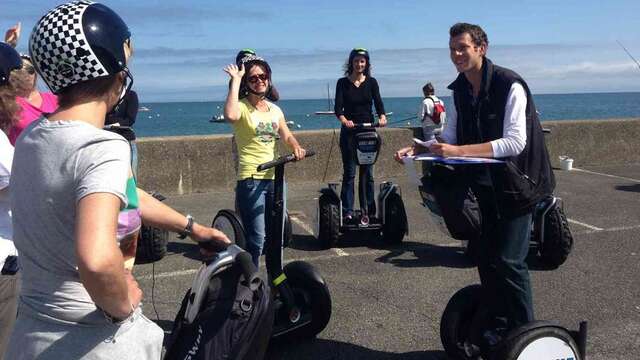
29, 1, 131, 94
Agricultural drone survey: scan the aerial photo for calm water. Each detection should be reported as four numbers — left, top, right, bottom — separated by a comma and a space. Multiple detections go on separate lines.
134, 92, 640, 137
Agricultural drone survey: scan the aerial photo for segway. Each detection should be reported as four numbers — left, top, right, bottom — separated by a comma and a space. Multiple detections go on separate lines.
440, 284, 588, 360
256, 151, 333, 341
412, 156, 573, 267
164, 210, 273, 360
318, 123, 408, 248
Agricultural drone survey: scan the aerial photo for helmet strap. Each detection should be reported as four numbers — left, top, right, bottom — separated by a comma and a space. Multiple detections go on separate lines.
108, 68, 134, 115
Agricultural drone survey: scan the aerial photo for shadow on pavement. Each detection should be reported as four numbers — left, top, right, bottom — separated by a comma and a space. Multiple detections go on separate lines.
375, 241, 475, 269
266, 338, 446, 360
615, 184, 640, 193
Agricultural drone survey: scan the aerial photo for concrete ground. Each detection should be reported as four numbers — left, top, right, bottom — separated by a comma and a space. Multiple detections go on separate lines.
134, 164, 640, 360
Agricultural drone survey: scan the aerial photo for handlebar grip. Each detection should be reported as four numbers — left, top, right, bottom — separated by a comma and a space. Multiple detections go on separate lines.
256, 150, 316, 171
305, 150, 316, 157
236, 252, 260, 290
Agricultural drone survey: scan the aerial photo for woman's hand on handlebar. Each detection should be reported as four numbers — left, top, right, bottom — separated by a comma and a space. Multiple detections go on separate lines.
191, 224, 232, 256
341, 119, 355, 128
293, 146, 306, 161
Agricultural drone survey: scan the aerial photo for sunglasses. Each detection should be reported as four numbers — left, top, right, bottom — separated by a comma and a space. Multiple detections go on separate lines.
248, 74, 269, 84
22, 64, 36, 75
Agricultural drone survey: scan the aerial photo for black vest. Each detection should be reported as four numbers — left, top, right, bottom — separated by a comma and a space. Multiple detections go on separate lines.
448, 58, 555, 215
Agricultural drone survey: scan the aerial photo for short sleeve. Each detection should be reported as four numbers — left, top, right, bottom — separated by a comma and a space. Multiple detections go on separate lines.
75, 137, 131, 208
0, 132, 13, 190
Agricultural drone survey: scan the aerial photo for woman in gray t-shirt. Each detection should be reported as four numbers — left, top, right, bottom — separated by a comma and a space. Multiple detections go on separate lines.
6, 3, 230, 359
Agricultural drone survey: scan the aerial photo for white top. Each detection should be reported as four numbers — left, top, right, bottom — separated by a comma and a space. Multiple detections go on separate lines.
441, 82, 528, 158
0, 130, 15, 269
418, 95, 445, 140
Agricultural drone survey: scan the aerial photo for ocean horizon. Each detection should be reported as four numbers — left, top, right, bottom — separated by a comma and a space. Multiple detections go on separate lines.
133, 91, 640, 138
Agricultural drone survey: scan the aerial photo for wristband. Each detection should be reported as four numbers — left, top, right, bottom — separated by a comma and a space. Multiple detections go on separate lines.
178, 214, 194, 239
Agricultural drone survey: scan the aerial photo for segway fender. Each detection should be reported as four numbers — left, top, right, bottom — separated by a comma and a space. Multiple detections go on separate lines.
320, 186, 340, 203
283, 261, 328, 288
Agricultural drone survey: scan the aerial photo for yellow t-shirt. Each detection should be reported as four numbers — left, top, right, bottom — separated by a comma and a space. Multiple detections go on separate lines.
232, 98, 283, 180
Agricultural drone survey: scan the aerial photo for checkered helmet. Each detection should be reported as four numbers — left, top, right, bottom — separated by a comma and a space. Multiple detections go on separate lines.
29, 1, 131, 94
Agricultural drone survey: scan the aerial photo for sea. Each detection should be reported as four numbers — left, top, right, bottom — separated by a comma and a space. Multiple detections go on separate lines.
134, 92, 640, 138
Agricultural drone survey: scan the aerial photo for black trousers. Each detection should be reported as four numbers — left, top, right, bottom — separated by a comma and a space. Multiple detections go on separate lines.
473, 185, 534, 331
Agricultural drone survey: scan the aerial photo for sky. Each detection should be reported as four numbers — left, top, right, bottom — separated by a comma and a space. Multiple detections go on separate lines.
3, 0, 640, 102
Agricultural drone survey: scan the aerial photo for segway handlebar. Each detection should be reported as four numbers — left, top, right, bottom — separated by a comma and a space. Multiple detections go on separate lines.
352, 122, 380, 129
256, 150, 316, 171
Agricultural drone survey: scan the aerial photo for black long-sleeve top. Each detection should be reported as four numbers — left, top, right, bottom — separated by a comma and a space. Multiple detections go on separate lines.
334, 77, 386, 124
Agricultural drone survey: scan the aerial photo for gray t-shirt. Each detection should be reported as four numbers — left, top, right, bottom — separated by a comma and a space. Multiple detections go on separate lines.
10, 118, 130, 324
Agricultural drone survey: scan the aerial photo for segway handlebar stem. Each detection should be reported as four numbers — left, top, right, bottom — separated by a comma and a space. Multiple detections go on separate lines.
257, 150, 316, 171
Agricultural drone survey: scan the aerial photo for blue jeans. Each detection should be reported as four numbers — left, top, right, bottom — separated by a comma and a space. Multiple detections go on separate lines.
236, 179, 274, 266
474, 185, 534, 331
339, 129, 376, 216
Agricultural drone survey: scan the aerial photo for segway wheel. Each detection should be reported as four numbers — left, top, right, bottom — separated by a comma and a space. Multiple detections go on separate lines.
539, 204, 573, 269
284, 211, 293, 248
440, 284, 484, 359
318, 194, 340, 249
496, 326, 581, 360
135, 224, 169, 264
281, 261, 332, 340
212, 209, 247, 250
382, 192, 407, 245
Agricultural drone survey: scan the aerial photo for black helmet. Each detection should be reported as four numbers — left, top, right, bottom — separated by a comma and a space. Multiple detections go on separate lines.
348, 47, 370, 63
0, 42, 21, 85
29, 1, 132, 94
235, 48, 256, 67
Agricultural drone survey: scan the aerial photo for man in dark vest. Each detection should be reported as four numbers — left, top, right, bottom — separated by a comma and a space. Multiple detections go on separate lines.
429, 23, 555, 348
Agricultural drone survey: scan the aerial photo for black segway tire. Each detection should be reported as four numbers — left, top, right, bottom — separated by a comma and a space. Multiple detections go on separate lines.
135, 223, 169, 264
284, 211, 293, 248
539, 205, 573, 269
440, 284, 483, 360
494, 326, 581, 360
318, 194, 340, 249
382, 192, 407, 245
281, 261, 332, 340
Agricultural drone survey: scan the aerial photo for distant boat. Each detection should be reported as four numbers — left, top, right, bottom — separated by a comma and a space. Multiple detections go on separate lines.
209, 114, 226, 123
139, 106, 151, 112
315, 83, 334, 116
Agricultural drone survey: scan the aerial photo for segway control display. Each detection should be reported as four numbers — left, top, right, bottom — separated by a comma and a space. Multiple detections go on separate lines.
355, 131, 381, 165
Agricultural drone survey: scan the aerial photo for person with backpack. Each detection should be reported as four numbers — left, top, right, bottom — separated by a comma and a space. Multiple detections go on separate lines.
6, 3, 230, 359
428, 22, 555, 352
419, 82, 446, 141
394, 82, 446, 161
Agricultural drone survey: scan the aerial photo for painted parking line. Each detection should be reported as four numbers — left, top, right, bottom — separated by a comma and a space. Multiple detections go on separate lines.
567, 218, 604, 231
290, 215, 315, 236
573, 168, 640, 183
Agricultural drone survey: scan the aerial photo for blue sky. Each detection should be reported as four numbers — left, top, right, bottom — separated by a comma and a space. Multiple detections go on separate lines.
3, 0, 640, 102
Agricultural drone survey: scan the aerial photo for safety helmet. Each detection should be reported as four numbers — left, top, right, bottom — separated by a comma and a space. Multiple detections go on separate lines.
0, 42, 22, 85
235, 48, 256, 67
29, 1, 132, 94
348, 47, 370, 63
238, 54, 274, 99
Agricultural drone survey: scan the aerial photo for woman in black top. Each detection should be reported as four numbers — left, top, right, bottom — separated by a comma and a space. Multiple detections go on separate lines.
334, 48, 387, 220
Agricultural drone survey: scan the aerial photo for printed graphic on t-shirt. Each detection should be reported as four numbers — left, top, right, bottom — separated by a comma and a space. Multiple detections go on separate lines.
253, 115, 279, 143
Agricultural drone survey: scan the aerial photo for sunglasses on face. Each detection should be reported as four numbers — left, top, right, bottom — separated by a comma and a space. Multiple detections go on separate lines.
248, 74, 268, 84
22, 64, 36, 75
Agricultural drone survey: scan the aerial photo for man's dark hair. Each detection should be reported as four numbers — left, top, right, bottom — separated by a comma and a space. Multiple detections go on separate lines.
449, 23, 489, 47
422, 82, 435, 95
